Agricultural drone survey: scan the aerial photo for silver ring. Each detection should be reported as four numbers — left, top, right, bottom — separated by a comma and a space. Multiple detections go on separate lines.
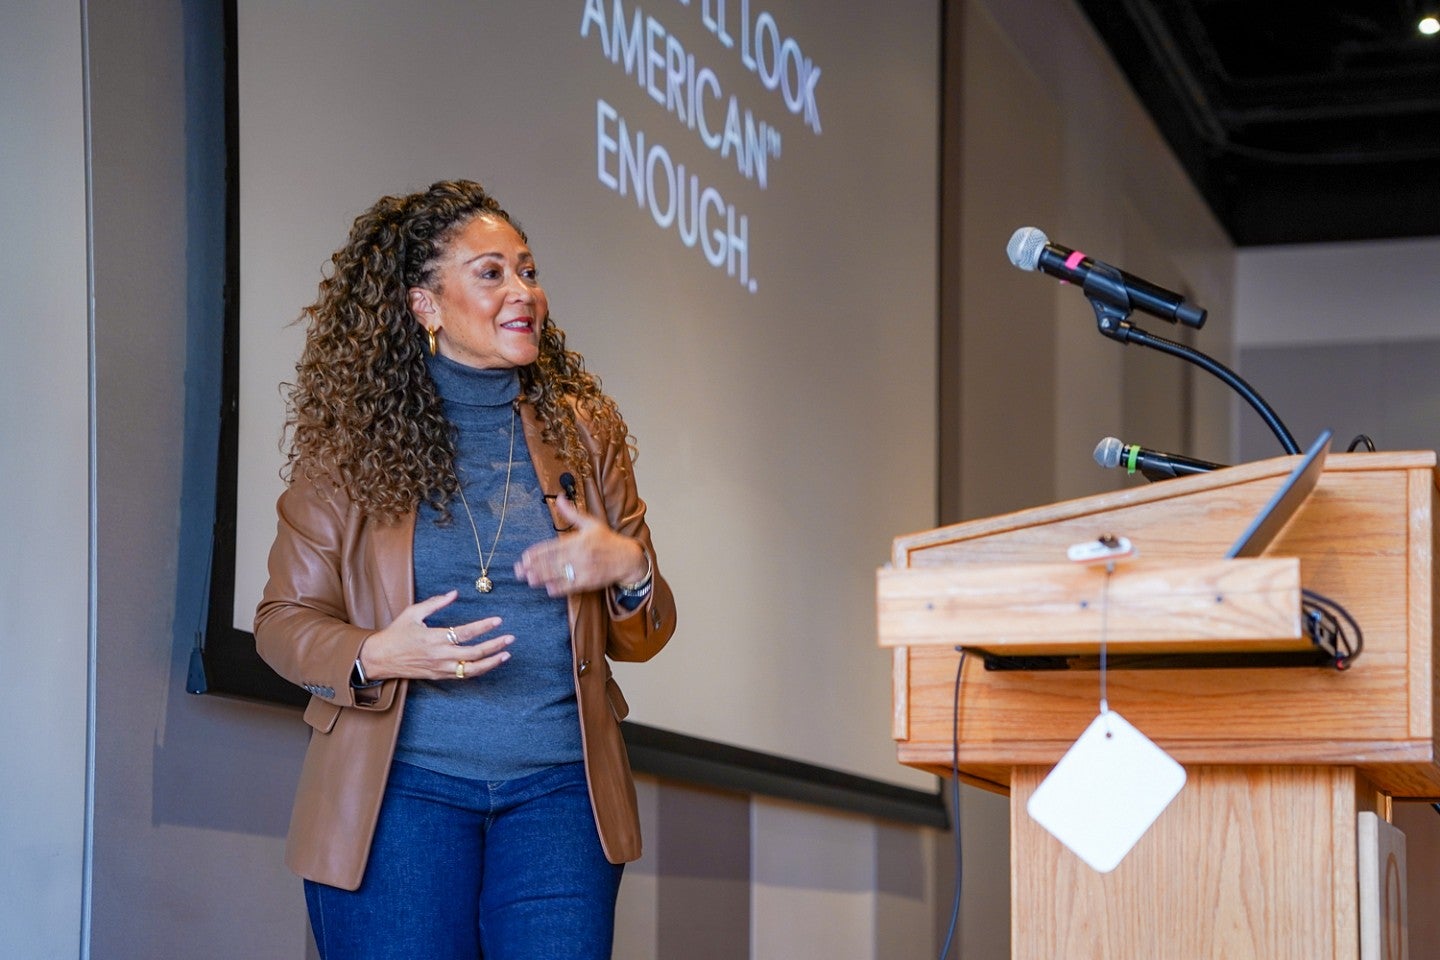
563, 562, 575, 583
446, 627, 459, 646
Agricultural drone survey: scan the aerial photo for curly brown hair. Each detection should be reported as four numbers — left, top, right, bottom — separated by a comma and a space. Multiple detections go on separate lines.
283, 179, 631, 521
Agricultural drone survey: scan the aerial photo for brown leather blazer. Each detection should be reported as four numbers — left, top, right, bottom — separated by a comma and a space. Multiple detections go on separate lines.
254, 400, 676, 891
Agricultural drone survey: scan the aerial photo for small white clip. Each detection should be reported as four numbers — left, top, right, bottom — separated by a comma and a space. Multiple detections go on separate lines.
1067, 535, 1134, 564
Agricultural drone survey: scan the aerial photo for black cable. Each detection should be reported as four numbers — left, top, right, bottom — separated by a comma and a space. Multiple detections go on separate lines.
1301, 588, 1364, 670
1078, 282, 1300, 455
937, 648, 967, 960
1346, 434, 1377, 452
1122, 325, 1301, 455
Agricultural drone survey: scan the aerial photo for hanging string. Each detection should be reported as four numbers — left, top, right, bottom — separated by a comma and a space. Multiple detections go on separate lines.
1099, 560, 1115, 734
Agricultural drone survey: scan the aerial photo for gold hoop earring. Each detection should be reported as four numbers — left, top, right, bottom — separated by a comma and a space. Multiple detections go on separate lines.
427, 326, 439, 356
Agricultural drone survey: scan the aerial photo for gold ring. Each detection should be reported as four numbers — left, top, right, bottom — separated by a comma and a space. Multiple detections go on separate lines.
455, 660, 466, 680
446, 627, 459, 645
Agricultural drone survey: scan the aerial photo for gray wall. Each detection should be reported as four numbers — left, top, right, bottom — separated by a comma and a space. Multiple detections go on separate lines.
1, 3, 91, 957
85, 0, 313, 955
1237, 339, 1440, 460
1235, 238, 1440, 461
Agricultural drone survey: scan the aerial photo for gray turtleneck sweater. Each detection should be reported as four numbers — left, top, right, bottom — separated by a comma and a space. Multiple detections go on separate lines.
393, 353, 583, 781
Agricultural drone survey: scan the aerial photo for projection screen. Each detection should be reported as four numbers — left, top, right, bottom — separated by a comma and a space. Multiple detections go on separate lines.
218, 0, 940, 795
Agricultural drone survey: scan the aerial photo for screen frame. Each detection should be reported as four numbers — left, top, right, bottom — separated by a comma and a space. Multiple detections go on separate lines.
196, 0, 948, 828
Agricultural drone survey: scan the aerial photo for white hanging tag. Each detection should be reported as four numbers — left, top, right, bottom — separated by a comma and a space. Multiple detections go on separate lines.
1025, 707, 1186, 873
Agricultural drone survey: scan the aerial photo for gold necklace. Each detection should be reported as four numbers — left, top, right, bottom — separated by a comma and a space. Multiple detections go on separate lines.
454, 403, 517, 594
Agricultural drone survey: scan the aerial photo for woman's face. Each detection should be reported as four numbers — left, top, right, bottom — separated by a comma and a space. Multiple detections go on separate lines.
410, 215, 548, 369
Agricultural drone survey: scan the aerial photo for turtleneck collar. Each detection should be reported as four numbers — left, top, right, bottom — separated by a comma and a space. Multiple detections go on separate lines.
426, 352, 521, 408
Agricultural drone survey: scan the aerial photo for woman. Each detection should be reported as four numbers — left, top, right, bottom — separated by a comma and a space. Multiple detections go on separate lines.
254, 179, 676, 959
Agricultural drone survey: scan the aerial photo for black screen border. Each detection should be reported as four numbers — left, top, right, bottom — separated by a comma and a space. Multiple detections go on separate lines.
196, 0, 948, 829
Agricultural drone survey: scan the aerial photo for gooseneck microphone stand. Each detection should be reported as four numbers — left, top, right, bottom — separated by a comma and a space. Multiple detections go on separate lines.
1083, 263, 1301, 456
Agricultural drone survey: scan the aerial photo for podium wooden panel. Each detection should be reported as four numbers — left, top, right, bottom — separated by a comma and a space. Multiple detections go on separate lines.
879, 451, 1438, 958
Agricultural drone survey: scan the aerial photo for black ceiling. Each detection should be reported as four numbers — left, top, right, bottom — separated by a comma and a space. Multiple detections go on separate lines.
1076, 0, 1440, 246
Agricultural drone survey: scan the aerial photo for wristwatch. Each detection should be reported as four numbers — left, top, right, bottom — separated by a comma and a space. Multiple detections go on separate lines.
350, 657, 380, 688
614, 551, 653, 598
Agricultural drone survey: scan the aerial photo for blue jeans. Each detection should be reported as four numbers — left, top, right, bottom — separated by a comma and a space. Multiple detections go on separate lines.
304, 760, 623, 960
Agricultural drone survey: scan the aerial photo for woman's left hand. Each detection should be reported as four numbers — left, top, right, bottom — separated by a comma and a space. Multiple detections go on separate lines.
514, 494, 647, 597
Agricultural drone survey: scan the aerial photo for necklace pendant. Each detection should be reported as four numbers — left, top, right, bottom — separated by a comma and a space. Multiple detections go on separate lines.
476, 575, 494, 593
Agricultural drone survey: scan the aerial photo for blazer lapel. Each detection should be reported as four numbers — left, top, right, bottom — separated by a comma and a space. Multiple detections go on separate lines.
368, 511, 416, 626
519, 400, 584, 512
518, 400, 585, 639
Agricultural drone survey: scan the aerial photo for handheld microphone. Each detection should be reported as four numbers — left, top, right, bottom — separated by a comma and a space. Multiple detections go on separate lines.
1093, 437, 1226, 482
1007, 227, 1206, 329
559, 472, 578, 501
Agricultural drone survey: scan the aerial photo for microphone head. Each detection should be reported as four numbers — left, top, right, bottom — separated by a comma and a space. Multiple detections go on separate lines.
1006, 226, 1049, 271
1093, 436, 1125, 469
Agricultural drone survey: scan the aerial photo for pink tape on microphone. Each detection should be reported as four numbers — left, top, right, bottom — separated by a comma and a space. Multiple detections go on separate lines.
1058, 249, 1086, 284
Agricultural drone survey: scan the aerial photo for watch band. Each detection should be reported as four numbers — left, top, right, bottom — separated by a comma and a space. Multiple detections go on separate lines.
615, 551, 653, 596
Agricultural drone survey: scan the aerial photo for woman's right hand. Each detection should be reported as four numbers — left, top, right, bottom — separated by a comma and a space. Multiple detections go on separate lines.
356, 590, 513, 681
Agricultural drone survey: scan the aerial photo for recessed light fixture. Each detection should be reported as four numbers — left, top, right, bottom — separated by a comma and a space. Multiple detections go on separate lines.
1420, 14, 1440, 35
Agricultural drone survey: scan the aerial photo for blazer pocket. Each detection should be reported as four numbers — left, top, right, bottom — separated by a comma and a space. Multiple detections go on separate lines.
303, 696, 342, 734
605, 677, 630, 723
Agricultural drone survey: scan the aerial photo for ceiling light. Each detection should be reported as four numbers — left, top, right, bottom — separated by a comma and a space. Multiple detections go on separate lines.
1420, 15, 1440, 35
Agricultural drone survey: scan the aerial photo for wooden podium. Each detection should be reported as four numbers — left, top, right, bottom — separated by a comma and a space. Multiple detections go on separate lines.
878, 450, 1438, 958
